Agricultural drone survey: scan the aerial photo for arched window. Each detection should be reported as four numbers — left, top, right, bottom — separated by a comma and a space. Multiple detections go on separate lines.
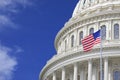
89, 28, 94, 34
65, 40, 67, 51
113, 70, 120, 80
83, 0, 86, 5
79, 31, 83, 45
101, 25, 106, 40
71, 35, 74, 47
114, 24, 119, 39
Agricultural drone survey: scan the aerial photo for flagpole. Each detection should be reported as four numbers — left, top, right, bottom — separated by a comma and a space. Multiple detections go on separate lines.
100, 29, 103, 80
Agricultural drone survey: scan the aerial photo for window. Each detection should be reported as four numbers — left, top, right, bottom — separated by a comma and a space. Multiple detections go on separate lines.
89, 28, 94, 34
83, 0, 86, 5
113, 71, 120, 80
114, 24, 119, 39
71, 35, 74, 47
65, 40, 67, 51
101, 25, 106, 40
79, 31, 83, 45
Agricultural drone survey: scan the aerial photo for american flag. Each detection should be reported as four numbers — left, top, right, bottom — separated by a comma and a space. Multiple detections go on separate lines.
82, 30, 101, 52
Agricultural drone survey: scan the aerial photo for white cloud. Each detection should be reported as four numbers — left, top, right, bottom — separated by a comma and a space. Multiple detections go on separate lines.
0, 0, 32, 31
0, 45, 17, 80
0, 0, 31, 8
0, 15, 16, 29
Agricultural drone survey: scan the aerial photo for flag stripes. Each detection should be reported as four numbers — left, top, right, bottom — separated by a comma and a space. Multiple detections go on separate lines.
82, 30, 101, 52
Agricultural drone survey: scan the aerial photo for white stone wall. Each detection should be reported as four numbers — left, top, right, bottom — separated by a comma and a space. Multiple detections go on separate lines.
57, 19, 120, 54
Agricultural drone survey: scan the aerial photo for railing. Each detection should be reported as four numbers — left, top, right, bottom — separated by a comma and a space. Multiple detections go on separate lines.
41, 40, 120, 80
48, 40, 120, 65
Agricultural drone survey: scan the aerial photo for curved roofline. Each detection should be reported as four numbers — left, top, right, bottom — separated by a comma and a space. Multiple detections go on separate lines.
40, 44, 120, 80
54, 1, 120, 51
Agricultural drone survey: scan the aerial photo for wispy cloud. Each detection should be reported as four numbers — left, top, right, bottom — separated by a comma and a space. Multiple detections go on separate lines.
0, 0, 32, 31
13, 45, 24, 53
0, 45, 17, 80
0, 0, 30, 80
0, 16, 17, 30
0, 0, 31, 10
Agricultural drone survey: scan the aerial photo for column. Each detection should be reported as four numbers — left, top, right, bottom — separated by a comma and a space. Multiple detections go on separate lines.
75, 29, 78, 49
76, 29, 79, 48
108, 20, 112, 40
80, 66, 84, 80
84, 25, 87, 37
88, 59, 92, 80
62, 67, 65, 80
104, 57, 108, 80
108, 62, 111, 80
74, 63, 78, 80
68, 34, 70, 50
53, 72, 56, 80
92, 64, 97, 80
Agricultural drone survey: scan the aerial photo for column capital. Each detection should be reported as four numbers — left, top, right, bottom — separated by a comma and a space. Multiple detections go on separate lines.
88, 58, 92, 62
104, 57, 108, 59
61, 66, 65, 70
73, 62, 78, 66
53, 71, 56, 74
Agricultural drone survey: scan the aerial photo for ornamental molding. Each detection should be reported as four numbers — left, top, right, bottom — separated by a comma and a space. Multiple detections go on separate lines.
40, 45, 120, 80
41, 1, 120, 80
55, 12, 120, 50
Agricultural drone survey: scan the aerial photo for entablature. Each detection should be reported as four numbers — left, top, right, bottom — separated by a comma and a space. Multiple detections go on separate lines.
55, 12, 120, 52
41, 40, 120, 80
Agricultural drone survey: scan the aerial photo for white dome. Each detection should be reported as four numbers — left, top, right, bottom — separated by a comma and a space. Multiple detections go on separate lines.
40, 0, 120, 80
72, 0, 120, 17
72, 0, 81, 17
72, 0, 92, 17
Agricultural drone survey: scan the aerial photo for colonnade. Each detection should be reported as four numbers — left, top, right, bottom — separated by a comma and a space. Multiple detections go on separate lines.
46, 57, 109, 80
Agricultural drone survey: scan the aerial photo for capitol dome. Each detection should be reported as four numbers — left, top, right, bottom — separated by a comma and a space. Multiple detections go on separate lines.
40, 0, 120, 80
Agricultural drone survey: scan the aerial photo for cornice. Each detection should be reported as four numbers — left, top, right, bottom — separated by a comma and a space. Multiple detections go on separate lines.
54, 3, 120, 51
40, 42, 120, 80
73, 0, 120, 17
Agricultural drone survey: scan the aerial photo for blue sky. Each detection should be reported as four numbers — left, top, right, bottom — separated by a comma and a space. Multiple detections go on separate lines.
0, 0, 78, 80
